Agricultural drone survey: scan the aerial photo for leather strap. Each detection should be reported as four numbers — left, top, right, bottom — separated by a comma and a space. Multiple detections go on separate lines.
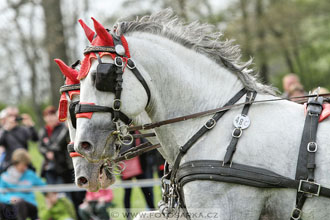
223, 91, 257, 165
74, 103, 132, 125
291, 96, 323, 220
176, 160, 330, 198
170, 88, 248, 184
60, 84, 80, 93
128, 60, 151, 106
69, 101, 78, 128
127, 93, 330, 132
84, 46, 116, 55
113, 143, 161, 163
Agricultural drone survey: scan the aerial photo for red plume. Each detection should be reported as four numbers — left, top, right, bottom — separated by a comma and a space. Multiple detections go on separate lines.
91, 17, 114, 46
54, 59, 79, 84
78, 19, 95, 43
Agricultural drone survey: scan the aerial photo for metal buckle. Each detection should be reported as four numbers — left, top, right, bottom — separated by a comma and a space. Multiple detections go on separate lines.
114, 57, 123, 67
298, 180, 321, 196
222, 161, 233, 168
112, 99, 122, 111
291, 208, 301, 220
232, 128, 242, 138
308, 112, 319, 117
204, 118, 216, 129
307, 142, 318, 152
127, 58, 136, 69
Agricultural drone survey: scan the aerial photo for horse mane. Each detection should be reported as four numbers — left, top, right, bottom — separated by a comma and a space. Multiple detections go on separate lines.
114, 9, 276, 95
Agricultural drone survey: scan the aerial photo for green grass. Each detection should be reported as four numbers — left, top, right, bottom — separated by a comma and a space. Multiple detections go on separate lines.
28, 142, 162, 220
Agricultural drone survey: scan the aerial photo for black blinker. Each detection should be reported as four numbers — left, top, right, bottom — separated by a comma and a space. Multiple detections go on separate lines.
69, 101, 78, 129
95, 63, 117, 92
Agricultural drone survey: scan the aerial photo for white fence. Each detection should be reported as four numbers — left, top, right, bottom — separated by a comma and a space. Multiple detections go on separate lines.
0, 178, 161, 193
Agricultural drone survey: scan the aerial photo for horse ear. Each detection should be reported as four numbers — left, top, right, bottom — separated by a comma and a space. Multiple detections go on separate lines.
91, 17, 113, 46
54, 59, 79, 83
78, 19, 95, 43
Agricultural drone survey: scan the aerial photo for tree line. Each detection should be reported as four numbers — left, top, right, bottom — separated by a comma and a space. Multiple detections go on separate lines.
1, 0, 329, 126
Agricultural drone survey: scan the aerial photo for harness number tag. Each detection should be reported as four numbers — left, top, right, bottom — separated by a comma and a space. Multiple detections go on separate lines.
233, 114, 250, 129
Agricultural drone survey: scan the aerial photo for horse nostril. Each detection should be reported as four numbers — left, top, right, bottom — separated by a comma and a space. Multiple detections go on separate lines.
80, 141, 92, 151
77, 176, 88, 186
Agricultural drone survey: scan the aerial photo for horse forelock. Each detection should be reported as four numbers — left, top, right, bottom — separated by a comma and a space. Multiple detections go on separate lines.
113, 8, 276, 95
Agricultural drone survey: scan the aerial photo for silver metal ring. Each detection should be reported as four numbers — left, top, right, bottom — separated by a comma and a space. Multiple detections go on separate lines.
112, 99, 122, 111
105, 161, 126, 175
307, 142, 318, 152
118, 133, 134, 146
118, 124, 129, 137
204, 118, 216, 130
291, 208, 301, 220
232, 128, 242, 138
114, 57, 123, 67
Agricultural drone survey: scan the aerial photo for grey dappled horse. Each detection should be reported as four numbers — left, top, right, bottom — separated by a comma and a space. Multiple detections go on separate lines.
62, 9, 330, 220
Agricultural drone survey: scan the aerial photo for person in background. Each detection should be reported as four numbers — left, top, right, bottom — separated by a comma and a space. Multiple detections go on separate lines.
78, 189, 113, 220
312, 87, 330, 95
39, 106, 72, 184
0, 148, 45, 220
282, 73, 302, 98
0, 106, 38, 171
40, 192, 77, 220
38, 105, 85, 220
287, 83, 306, 103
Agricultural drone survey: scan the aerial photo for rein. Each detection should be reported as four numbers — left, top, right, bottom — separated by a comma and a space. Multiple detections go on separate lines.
59, 83, 330, 135
127, 92, 330, 132
67, 141, 160, 163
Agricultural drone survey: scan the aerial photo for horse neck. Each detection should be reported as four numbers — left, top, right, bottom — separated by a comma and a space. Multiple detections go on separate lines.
128, 33, 244, 163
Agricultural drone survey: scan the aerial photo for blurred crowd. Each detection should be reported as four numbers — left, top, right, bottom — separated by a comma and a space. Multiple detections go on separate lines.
0, 105, 164, 220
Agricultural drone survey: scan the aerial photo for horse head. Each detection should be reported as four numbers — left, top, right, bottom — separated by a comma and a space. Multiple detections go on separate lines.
70, 17, 150, 164
55, 57, 115, 191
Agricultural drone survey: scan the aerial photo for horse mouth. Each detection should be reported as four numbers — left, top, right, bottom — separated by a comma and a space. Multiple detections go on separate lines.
98, 163, 116, 188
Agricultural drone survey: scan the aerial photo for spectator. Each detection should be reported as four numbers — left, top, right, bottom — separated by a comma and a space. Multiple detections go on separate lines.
40, 192, 77, 220
78, 189, 113, 220
121, 131, 155, 220
38, 105, 85, 220
0, 106, 38, 171
39, 106, 72, 184
282, 73, 302, 98
0, 148, 45, 220
288, 83, 305, 100
312, 87, 330, 95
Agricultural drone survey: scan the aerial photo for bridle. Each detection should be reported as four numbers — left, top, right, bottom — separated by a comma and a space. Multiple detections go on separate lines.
58, 48, 159, 164
75, 35, 150, 121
